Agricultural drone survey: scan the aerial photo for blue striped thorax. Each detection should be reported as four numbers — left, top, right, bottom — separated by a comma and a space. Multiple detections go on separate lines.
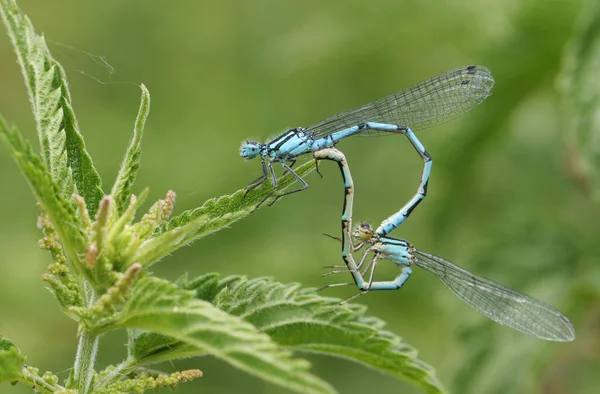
371, 237, 414, 267
353, 222, 415, 266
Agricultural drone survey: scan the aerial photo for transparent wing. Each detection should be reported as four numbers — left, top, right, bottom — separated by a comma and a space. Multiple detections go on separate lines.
305, 65, 494, 139
413, 249, 575, 342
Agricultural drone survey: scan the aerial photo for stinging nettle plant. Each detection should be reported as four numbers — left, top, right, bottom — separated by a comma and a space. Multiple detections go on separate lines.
0, 1, 446, 393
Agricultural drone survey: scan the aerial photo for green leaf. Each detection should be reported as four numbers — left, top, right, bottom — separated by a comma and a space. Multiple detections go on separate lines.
0, 337, 25, 383
0, 0, 103, 214
133, 274, 446, 394
111, 84, 150, 214
158, 158, 316, 236
117, 276, 334, 394
0, 116, 87, 276
127, 160, 315, 268
129, 214, 210, 268
559, 0, 600, 195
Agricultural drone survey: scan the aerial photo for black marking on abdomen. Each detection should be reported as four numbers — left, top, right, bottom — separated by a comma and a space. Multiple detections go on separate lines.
405, 199, 423, 217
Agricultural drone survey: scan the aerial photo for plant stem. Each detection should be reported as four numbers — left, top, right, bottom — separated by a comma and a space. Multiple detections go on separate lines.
70, 284, 100, 394
93, 356, 138, 391
71, 330, 100, 394
21, 368, 62, 394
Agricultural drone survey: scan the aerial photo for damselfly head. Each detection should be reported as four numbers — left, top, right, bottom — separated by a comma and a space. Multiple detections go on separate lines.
240, 140, 261, 159
353, 222, 374, 241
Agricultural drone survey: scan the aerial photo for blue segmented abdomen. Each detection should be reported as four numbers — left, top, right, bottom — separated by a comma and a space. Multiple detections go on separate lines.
310, 135, 336, 151
405, 129, 426, 152
309, 126, 360, 150
311, 122, 402, 151
329, 125, 362, 143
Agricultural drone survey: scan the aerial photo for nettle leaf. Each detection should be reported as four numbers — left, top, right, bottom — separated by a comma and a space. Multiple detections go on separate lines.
111, 84, 150, 215
0, 0, 103, 214
118, 276, 335, 394
129, 214, 210, 268
128, 160, 316, 268
158, 159, 316, 237
0, 337, 25, 383
0, 117, 87, 270
133, 274, 446, 394
559, 0, 600, 193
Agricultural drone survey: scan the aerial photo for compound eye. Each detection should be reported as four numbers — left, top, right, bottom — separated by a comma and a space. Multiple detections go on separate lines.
240, 142, 261, 159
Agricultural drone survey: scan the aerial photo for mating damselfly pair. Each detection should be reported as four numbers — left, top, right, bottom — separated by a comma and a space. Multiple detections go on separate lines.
240, 65, 575, 342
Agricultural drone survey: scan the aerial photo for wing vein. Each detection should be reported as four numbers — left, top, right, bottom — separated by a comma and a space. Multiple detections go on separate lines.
305, 65, 494, 138
413, 249, 574, 342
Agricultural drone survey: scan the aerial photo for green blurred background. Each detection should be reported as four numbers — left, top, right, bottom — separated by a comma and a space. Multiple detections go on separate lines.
1, 0, 599, 393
